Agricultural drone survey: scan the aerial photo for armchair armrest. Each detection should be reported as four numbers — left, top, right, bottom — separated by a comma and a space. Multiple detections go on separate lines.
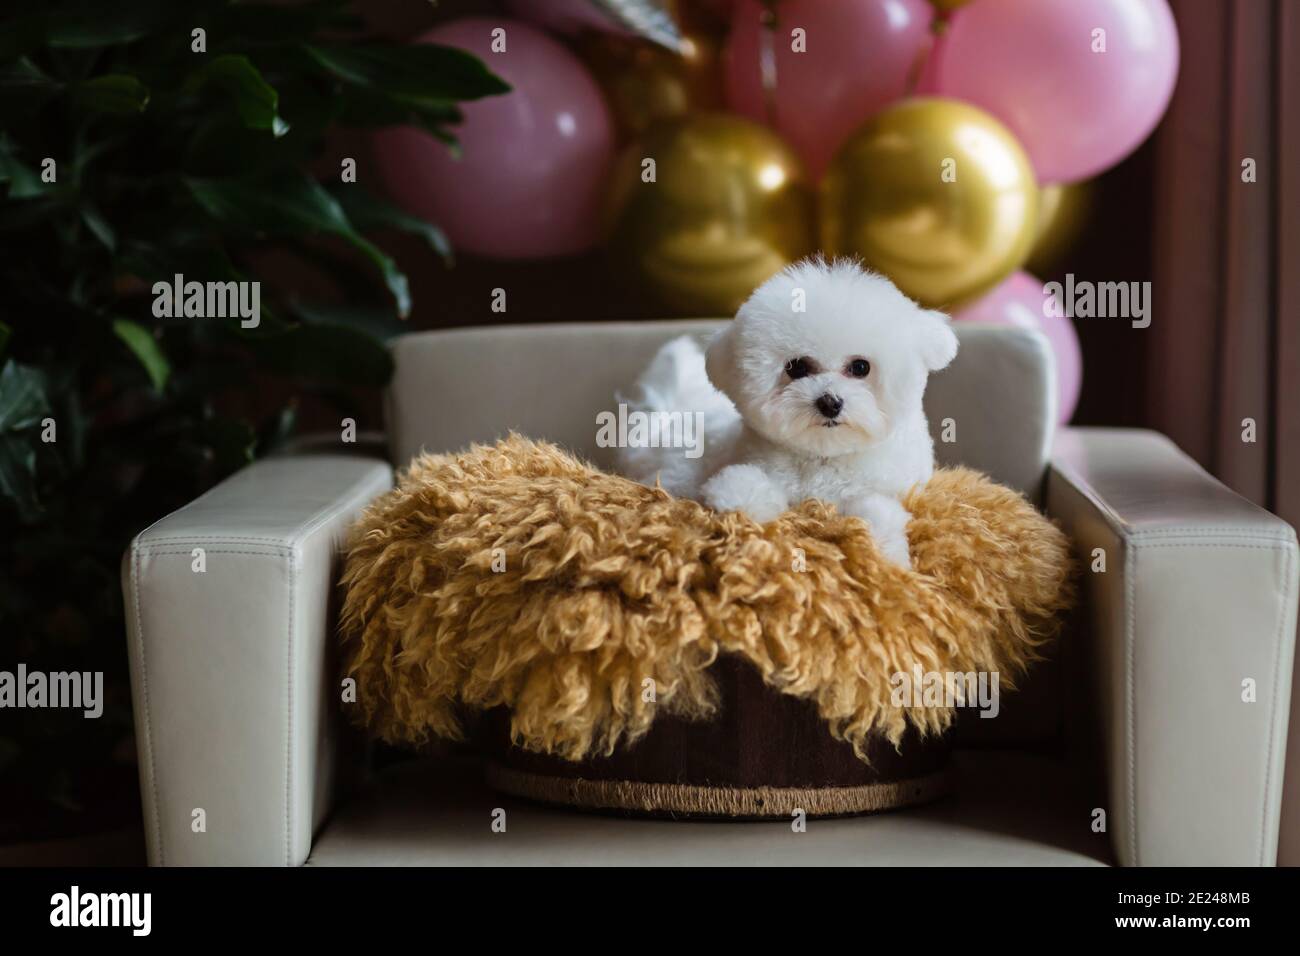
123, 455, 393, 866
1046, 427, 1298, 866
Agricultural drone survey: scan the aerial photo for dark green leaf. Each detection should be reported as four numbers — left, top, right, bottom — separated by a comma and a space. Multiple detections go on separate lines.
111, 319, 170, 392
185, 174, 411, 316
53, 388, 87, 472
303, 43, 509, 104
0, 434, 41, 519
118, 237, 241, 289
0, 360, 48, 517
81, 204, 116, 250
0, 59, 60, 118
183, 120, 309, 178
0, 151, 48, 199
185, 54, 289, 137
44, 0, 201, 49
291, 300, 406, 343
186, 173, 351, 236
333, 185, 452, 262
348, 235, 410, 319
0, 360, 51, 432
0, 57, 59, 94
70, 132, 122, 182
256, 403, 298, 455
0, 321, 9, 358
332, 84, 463, 136
72, 75, 150, 114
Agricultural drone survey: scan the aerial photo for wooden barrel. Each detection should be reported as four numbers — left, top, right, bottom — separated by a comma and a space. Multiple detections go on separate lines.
477, 656, 952, 819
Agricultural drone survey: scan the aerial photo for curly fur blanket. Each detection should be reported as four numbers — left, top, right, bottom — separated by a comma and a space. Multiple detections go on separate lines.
340, 436, 1074, 762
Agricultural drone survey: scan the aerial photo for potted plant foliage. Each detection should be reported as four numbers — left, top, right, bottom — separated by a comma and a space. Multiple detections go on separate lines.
0, 0, 507, 846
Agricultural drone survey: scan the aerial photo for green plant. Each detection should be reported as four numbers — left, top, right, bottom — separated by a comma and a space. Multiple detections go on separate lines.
0, 0, 507, 836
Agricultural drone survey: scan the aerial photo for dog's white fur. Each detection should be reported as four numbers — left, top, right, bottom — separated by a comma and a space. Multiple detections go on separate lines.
616, 258, 958, 567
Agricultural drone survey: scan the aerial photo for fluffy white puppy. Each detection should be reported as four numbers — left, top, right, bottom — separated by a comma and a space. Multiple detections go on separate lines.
616, 257, 958, 567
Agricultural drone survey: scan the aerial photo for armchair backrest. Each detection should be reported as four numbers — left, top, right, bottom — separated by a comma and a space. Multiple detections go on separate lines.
386, 320, 1057, 500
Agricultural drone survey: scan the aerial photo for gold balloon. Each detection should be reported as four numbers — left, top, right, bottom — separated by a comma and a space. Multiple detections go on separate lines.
820, 97, 1038, 309
1026, 181, 1093, 275
578, 28, 722, 140
604, 113, 815, 315
928, 0, 975, 12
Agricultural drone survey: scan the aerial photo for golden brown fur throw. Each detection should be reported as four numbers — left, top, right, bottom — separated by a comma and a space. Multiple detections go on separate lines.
340, 436, 1074, 762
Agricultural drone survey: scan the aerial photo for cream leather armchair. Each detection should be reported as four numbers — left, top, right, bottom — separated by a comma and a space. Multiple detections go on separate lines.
123, 321, 1298, 866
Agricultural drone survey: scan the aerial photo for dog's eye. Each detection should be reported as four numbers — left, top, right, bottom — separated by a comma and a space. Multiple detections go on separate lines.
846, 358, 871, 378
785, 357, 814, 379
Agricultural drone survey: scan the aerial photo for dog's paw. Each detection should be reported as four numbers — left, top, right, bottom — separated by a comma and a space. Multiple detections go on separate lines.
875, 529, 913, 569
702, 464, 789, 523
843, 493, 913, 569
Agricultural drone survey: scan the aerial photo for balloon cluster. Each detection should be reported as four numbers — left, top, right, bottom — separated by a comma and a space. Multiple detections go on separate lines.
378, 0, 1179, 422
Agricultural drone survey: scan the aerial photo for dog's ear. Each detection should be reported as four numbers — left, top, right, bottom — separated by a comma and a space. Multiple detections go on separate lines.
915, 309, 959, 372
705, 323, 740, 400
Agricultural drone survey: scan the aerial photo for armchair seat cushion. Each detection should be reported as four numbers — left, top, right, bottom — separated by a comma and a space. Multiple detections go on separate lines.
305, 749, 1111, 866
340, 436, 1075, 815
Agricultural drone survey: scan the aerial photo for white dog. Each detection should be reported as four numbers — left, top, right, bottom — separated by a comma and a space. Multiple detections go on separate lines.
616, 257, 958, 567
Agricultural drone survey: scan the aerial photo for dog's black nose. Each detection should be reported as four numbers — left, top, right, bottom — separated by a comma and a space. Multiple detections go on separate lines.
815, 393, 844, 419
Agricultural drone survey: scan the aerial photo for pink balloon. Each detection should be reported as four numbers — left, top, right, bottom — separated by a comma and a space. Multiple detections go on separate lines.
374, 19, 614, 259
505, 0, 630, 38
934, 0, 1178, 184
724, 0, 931, 181
953, 271, 1082, 424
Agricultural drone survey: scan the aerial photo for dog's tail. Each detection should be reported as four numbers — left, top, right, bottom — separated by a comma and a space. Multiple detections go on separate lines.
614, 335, 739, 497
